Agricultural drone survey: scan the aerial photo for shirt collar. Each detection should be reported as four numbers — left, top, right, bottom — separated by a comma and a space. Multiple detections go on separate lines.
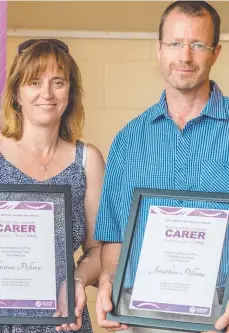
151, 80, 229, 122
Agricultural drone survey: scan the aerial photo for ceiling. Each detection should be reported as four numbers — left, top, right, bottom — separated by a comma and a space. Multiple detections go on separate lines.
7, 1, 229, 33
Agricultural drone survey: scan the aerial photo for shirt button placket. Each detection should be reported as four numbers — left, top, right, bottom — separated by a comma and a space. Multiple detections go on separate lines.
174, 129, 189, 190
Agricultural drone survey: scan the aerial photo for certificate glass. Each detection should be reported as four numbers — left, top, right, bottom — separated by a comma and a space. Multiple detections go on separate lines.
0, 184, 75, 325
107, 189, 229, 332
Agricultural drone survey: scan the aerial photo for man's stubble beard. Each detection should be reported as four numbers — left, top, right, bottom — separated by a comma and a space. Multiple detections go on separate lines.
164, 67, 209, 92
166, 73, 200, 91
161, 60, 212, 92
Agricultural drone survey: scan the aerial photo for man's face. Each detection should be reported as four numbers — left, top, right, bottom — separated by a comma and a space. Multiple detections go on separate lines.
156, 9, 221, 91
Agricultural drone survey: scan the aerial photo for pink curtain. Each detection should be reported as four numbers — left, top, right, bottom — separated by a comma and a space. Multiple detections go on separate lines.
0, 1, 7, 96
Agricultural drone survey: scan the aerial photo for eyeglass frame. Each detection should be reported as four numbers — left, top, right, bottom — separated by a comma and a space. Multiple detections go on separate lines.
159, 40, 216, 52
18, 39, 69, 55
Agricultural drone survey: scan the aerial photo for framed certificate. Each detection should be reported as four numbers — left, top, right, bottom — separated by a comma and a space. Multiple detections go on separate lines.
107, 189, 229, 332
0, 184, 75, 325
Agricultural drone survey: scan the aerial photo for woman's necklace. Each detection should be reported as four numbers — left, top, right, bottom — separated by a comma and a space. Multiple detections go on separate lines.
18, 139, 59, 173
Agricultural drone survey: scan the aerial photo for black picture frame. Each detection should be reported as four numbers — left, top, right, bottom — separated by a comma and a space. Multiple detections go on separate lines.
0, 184, 75, 325
107, 188, 229, 332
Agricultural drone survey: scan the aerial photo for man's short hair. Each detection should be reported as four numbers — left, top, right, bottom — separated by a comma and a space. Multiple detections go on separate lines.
159, 1, 221, 47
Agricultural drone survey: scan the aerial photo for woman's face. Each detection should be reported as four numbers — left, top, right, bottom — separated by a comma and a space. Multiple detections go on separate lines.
17, 61, 70, 127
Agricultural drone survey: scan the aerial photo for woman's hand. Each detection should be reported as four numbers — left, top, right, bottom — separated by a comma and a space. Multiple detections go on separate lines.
55, 279, 87, 331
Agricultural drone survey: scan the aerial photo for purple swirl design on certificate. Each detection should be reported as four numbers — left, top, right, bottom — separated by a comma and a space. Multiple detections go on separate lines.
0, 201, 53, 210
150, 207, 227, 218
0, 300, 56, 309
131, 301, 210, 316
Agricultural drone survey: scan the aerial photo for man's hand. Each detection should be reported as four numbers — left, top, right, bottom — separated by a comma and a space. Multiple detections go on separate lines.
96, 280, 129, 331
204, 301, 229, 333
55, 280, 87, 331
214, 300, 229, 332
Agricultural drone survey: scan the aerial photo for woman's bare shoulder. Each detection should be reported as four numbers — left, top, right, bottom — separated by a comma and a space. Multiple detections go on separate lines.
83, 143, 105, 190
0, 133, 18, 153
0, 132, 4, 149
85, 143, 104, 164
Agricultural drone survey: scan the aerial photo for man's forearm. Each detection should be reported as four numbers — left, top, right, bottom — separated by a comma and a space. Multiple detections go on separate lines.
99, 242, 122, 287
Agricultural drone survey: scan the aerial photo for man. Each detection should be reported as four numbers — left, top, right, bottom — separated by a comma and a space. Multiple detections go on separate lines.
95, 1, 229, 332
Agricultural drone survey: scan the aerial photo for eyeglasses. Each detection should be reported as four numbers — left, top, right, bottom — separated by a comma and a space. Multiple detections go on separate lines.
18, 39, 69, 54
159, 41, 215, 52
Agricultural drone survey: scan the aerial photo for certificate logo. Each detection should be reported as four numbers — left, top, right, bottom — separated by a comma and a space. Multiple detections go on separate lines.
35, 301, 42, 308
35, 300, 55, 309
189, 307, 196, 314
189, 306, 209, 315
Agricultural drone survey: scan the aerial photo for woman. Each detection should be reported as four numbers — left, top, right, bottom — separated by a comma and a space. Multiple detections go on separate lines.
0, 39, 104, 333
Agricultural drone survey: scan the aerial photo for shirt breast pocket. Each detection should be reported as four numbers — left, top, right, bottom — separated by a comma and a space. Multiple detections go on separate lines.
201, 160, 229, 192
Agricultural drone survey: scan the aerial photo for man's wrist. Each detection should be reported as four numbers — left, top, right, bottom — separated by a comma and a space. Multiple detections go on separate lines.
99, 270, 115, 287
